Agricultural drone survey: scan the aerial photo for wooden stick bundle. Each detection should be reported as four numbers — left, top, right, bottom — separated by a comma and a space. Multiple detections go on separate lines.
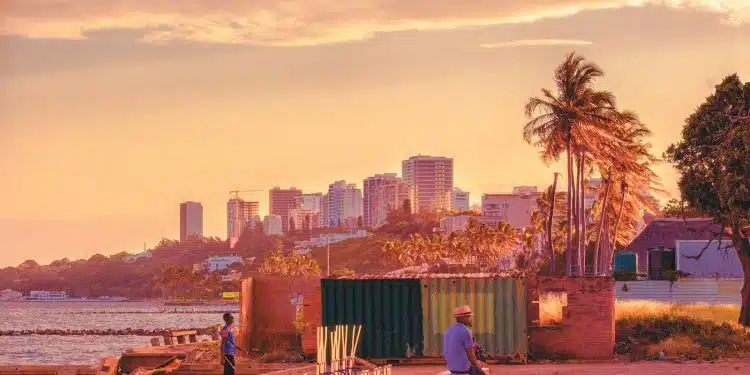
316, 324, 363, 375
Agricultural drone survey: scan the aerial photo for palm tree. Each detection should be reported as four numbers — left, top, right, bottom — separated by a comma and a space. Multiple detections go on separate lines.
523, 52, 626, 276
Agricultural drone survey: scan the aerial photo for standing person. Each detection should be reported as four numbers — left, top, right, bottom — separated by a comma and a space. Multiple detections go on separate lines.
220, 312, 246, 375
443, 305, 486, 375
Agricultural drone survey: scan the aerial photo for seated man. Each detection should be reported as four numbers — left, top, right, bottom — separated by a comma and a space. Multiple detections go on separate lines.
443, 305, 486, 375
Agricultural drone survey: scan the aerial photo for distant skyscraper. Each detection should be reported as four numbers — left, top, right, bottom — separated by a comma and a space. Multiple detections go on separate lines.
452, 188, 470, 212
179, 201, 203, 242
269, 187, 302, 233
401, 155, 454, 213
363, 174, 409, 228
327, 181, 363, 227
227, 198, 255, 248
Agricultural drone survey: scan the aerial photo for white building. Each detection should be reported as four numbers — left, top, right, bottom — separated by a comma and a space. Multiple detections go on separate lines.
124, 250, 153, 263
327, 181, 363, 227
263, 215, 283, 236
363, 174, 410, 228
297, 193, 323, 211
205, 256, 244, 272
0, 289, 22, 301
29, 291, 69, 300
402, 155, 454, 213
289, 208, 321, 231
227, 198, 256, 248
452, 188, 471, 212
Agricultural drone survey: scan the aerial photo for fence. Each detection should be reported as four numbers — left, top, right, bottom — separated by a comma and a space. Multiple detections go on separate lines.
615, 279, 743, 305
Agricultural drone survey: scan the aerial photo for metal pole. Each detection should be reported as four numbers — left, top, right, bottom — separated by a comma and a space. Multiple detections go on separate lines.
327, 238, 330, 277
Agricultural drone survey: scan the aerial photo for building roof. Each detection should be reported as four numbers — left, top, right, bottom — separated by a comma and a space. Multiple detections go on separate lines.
622, 218, 720, 266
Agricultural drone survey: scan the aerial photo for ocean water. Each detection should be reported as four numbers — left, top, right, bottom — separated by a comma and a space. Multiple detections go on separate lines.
0, 302, 238, 365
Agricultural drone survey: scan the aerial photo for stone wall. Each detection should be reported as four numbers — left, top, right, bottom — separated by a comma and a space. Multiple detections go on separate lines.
526, 277, 615, 360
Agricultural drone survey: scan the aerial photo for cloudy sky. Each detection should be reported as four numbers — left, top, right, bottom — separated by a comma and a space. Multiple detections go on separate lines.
1, 0, 748, 266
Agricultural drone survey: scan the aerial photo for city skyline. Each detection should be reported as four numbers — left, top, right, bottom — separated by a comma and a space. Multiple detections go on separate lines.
1, 1, 748, 266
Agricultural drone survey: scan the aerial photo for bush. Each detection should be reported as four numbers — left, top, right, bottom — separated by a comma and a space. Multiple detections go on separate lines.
613, 271, 638, 281
615, 301, 750, 361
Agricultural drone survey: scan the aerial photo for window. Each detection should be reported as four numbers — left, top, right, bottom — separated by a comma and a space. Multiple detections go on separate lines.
537, 291, 567, 326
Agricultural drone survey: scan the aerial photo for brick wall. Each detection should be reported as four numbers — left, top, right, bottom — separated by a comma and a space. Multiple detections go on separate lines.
301, 285, 322, 355
239, 276, 321, 352
526, 277, 615, 360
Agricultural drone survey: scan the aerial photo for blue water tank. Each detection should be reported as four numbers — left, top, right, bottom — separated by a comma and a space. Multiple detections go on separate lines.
614, 252, 638, 273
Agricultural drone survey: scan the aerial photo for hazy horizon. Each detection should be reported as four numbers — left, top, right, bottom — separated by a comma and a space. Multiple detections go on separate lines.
1, 1, 748, 267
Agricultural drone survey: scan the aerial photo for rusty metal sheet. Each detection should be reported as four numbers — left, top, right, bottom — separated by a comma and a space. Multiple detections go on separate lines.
421, 277, 527, 359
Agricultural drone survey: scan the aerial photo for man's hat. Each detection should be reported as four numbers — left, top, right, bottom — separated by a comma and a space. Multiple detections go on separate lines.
454, 305, 474, 317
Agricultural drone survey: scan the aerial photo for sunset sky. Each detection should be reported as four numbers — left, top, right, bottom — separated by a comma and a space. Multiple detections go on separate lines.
1, 1, 748, 267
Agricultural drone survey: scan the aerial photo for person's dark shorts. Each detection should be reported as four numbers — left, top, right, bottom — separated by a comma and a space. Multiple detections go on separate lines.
223, 354, 235, 375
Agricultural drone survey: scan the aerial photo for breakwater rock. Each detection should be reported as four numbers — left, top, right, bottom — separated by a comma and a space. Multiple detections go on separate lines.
63, 309, 240, 314
0, 328, 211, 336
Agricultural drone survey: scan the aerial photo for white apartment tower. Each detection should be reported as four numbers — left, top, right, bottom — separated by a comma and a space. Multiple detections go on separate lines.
326, 181, 363, 227
363, 173, 409, 228
401, 155, 454, 213
452, 188, 470, 212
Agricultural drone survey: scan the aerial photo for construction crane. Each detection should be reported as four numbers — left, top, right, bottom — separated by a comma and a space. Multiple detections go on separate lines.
229, 189, 263, 200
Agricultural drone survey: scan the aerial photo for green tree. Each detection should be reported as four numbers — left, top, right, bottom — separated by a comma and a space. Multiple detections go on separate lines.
665, 74, 750, 326
661, 198, 703, 219
260, 249, 321, 277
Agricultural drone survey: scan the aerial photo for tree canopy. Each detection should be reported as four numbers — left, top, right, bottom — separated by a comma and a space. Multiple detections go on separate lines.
664, 73, 750, 326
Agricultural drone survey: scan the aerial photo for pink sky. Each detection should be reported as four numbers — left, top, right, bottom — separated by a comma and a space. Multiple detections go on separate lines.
0, 1, 748, 266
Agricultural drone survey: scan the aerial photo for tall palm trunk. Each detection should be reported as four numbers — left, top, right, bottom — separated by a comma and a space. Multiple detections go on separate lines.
578, 151, 586, 277
547, 173, 559, 275
593, 172, 611, 276
571, 156, 579, 275
608, 183, 628, 273
565, 134, 573, 276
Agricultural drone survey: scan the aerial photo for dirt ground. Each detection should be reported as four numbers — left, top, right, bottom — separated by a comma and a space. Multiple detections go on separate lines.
390, 361, 750, 375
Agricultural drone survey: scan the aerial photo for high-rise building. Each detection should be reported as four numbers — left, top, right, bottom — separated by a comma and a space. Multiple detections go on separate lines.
227, 199, 259, 248
297, 193, 323, 211
263, 215, 283, 236
452, 188, 470, 212
326, 181, 363, 227
401, 155, 454, 213
481, 188, 541, 228
363, 174, 409, 228
179, 201, 203, 242
269, 187, 302, 233
320, 194, 330, 228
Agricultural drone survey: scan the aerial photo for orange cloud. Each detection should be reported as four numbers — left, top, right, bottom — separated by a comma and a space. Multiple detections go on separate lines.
480, 39, 594, 48
1, 0, 748, 46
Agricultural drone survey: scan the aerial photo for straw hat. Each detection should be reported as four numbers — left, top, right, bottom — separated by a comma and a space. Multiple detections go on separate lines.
454, 305, 474, 317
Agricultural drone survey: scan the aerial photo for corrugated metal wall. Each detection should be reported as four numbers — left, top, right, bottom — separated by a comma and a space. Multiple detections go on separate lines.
321, 279, 424, 358
615, 279, 742, 305
421, 278, 528, 358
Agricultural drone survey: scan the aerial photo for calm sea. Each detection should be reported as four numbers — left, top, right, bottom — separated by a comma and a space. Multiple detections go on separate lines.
0, 301, 238, 365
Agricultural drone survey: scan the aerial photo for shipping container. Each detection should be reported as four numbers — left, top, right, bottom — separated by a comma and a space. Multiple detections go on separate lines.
321, 278, 424, 358
614, 252, 638, 273
420, 278, 527, 359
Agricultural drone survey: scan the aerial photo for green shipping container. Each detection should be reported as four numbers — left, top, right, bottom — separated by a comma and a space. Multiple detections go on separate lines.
614, 252, 638, 273
321, 278, 424, 358
421, 278, 528, 359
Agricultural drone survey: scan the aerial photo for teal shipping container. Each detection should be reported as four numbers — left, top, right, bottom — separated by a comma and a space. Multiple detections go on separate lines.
321, 278, 424, 358
420, 278, 528, 360
613, 252, 638, 273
